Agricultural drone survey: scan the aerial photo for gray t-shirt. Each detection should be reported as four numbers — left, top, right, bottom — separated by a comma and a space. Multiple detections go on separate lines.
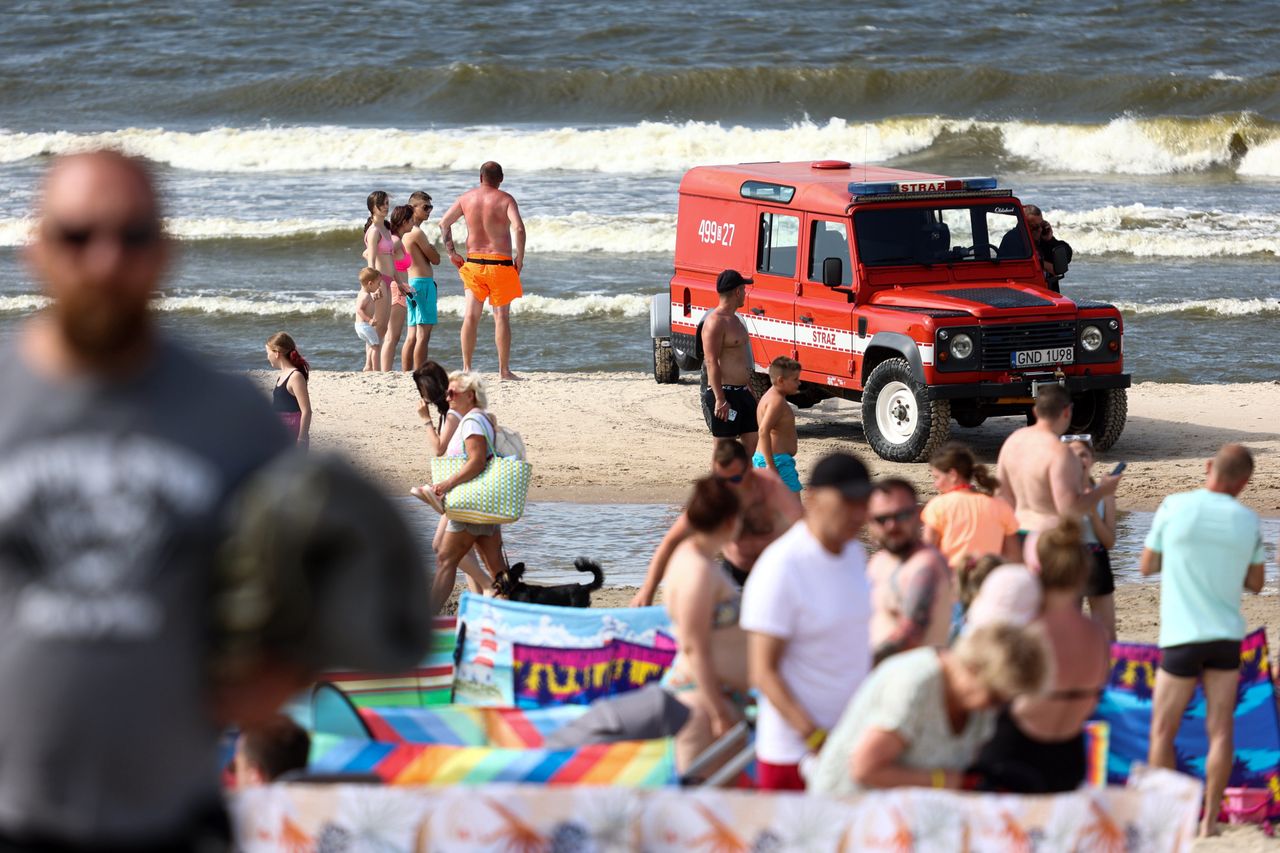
808, 647, 996, 797
0, 338, 289, 842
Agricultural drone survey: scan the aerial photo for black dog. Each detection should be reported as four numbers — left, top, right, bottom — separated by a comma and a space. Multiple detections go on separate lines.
493, 558, 604, 608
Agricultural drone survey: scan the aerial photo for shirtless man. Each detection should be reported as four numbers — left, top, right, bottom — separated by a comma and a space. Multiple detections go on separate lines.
439, 162, 526, 380
996, 384, 1120, 566
630, 439, 802, 607
865, 479, 954, 665
754, 356, 802, 493
701, 269, 758, 454
402, 190, 441, 370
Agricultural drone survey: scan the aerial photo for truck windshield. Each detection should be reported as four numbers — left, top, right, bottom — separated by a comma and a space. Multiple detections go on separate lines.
853, 202, 1031, 266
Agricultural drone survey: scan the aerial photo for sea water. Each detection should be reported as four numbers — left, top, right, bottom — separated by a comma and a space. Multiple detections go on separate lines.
0, 2, 1278, 383
399, 500, 1280, 589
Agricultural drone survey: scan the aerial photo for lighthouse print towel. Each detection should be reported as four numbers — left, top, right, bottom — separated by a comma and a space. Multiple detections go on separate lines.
453, 593, 676, 708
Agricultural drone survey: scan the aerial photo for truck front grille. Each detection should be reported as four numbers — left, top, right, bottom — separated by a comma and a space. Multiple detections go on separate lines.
980, 322, 1076, 371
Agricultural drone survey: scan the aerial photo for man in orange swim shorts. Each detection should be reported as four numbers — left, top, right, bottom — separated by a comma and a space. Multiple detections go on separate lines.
439, 161, 526, 381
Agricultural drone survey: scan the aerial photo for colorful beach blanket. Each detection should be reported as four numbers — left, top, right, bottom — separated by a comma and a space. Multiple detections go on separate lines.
234, 766, 1203, 852
1094, 628, 1280, 818
454, 593, 675, 707
308, 733, 676, 787
322, 616, 458, 708
356, 704, 588, 748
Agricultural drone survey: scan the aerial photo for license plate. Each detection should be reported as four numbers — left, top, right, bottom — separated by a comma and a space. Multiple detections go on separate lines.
1011, 347, 1074, 368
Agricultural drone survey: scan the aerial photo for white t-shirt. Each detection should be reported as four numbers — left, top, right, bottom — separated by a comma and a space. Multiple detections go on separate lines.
445, 410, 492, 457
740, 520, 872, 764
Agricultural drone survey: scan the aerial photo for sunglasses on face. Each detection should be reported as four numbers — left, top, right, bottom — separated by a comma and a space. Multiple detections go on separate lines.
871, 507, 917, 526
715, 471, 746, 484
46, 221, 161, 252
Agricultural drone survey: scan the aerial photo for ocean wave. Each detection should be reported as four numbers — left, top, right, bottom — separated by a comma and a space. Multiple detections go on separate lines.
1113, 298, 1280, 318
1048, 204, 1280, 258
183, 63, 1280, 125
0, 291, 650, 320
0, 212, 678, 253
3, 113, 1278, 176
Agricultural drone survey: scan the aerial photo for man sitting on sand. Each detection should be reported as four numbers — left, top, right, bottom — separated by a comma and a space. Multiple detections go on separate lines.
866, 479, 954, 666
1141, 443, 1266, 838
629, 439, 801, 607
439, 161, 526, 380
754, 356, 803, 493
995, 384, 1121, 567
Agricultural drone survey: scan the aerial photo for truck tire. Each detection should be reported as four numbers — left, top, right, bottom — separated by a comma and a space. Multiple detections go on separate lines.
653, 338, 679, 384
749, 371, 771, 400
1069, 388, 1128, 451
861, 358, 951, 462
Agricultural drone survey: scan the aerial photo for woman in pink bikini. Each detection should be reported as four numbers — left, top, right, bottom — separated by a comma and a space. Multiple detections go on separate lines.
388, 205, 418, 371
362, 191, 394, 370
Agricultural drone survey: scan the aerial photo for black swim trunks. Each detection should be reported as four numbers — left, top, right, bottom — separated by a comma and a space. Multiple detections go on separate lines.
720, 557, 749, 588
702, 384, 759, 438
1084, 544, 1115, 597
970, 708, 1086, 794
1160, 639, 1242, 678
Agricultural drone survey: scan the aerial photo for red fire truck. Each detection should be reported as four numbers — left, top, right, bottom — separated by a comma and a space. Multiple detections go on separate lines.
649, 161, 1129, 462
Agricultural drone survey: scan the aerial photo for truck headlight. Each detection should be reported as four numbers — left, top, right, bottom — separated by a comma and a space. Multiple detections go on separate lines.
1080, 325, 1103, 352
949, 333, 974, 360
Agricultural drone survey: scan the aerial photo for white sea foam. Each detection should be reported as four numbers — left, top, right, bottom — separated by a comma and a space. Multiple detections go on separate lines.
0, 212, 679, 254
1112, 298, 1280, 317
0, 291, 650, 319
1, 116, 1275, 176
1047, 203, 1280, 257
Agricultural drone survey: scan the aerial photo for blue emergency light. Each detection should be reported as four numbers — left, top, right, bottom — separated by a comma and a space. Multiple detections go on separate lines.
847, 176, 998, 195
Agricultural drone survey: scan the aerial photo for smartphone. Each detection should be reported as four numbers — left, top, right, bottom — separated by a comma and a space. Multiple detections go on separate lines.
727, 409, 737, 422
1109, 462, 1127, 476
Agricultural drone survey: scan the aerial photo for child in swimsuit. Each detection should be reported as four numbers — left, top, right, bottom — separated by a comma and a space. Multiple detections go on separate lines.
354, 267, 382, 372
265, 331, 311, 446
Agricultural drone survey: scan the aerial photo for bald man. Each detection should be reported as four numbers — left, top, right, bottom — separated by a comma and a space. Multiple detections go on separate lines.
0, 152, 297, 847
439, 161, 526, 380
1141, 443, 1267, 838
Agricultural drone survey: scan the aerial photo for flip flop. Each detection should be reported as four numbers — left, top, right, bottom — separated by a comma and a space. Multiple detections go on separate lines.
410, 485, 446, 514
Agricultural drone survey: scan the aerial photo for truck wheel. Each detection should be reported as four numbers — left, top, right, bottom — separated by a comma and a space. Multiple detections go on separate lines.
861, 358, 951, 462
653, 338, 679, 384
1069, 388, 1128, 451
750, 371, 771, 400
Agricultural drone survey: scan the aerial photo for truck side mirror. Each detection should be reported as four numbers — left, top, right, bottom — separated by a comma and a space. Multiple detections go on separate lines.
822, 257, 843, 288
1049, 243, 1072, 277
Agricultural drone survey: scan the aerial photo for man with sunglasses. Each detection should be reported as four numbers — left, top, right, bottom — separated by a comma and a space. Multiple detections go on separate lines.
0, 152, 432, 849
629, 439, 801, 607
403, 191, 441, 370
865, 479, 953, 666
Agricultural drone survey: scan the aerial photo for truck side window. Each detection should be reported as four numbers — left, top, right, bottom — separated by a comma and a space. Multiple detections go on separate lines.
808, 220, 852, 285
757, 212, 799, 277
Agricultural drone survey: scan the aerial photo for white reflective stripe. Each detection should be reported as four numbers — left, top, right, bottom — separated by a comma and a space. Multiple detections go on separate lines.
743, 315, 793, 345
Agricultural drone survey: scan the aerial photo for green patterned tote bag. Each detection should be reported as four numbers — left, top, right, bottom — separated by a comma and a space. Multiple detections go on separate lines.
431, 414, 532, 524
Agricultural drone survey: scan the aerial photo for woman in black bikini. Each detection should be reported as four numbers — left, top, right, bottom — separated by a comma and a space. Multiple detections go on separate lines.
971, 516, 1110, 793
265, 332, 310, 446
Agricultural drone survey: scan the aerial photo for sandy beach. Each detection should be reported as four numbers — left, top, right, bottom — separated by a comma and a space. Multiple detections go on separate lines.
268, 368, 1280, 643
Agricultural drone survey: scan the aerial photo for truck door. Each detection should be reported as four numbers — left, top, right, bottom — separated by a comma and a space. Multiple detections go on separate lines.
744, 209, 800, 371
794, 217, 857, 382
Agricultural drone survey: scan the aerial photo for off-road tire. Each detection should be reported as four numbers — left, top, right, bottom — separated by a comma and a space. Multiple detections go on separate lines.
1069, 388, 1128, 451
861, 358, 951, 462
653, 338, 679, 384
749, 371, 772, 400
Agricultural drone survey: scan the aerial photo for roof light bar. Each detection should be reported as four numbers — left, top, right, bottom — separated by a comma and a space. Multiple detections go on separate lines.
847, 176, 998, 196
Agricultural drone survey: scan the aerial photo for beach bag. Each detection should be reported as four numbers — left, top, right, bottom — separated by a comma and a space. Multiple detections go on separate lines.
431, 413, 531, 525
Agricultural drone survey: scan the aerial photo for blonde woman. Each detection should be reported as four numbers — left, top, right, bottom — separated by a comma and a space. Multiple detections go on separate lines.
808, 622, 1047, 795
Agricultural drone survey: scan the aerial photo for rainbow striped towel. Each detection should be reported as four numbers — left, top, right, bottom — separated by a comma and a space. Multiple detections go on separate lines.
358, 704, 588, 748
309, 733, 676, 787
323, 616, 458, 708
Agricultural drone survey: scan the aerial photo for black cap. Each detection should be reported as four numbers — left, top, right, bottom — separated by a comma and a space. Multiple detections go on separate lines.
715, 269, 753, 293
808, 452, 872, 499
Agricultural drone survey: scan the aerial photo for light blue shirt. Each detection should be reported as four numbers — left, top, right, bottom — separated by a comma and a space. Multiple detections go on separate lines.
1145, 489, 1266, 648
